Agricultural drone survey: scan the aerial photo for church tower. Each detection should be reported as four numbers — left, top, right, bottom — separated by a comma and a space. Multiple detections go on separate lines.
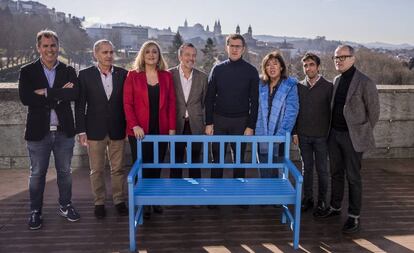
236, 24, 240, 34
213, 20, 222, 35
247, 24, 252, 36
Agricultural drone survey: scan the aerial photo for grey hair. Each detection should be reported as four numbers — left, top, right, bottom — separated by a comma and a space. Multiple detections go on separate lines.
93, 39, 114, 53
336, 44, 354, 55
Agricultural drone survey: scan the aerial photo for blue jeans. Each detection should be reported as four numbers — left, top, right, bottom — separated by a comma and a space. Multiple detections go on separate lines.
298, 135, 329, 203
27, 131, 75, 212
257, 143, 284, 178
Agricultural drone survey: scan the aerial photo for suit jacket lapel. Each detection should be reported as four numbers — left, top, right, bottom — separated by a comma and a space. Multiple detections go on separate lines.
345, 69, 360, 104
35, 59, 55, 89
187, 69, 198, 104
53, 63, 64, 88
109, 67, 119, 102
172, 67, 186, 106
93, 66, 109, 101
331, 76, 340, 109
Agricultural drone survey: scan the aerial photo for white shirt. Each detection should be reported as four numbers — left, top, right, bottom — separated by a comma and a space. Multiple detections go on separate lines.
179, 65, 193, 118
98, 65, 113, 100
306, 74, 321, 89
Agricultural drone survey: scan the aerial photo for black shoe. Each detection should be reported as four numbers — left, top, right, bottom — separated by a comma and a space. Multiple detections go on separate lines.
94, 205, 106, 219
238, 205, 250, 210
342, 217, 360, 234
314, 206, 341, 218
59, 204, 80, 222
207, 205, 219, 209
143, 206, 151, 220
28, 210, 42, 230
115, 202, 128, 216
301, 198, 314, 212
313, 201, 327, 217
152, 205, 163, 214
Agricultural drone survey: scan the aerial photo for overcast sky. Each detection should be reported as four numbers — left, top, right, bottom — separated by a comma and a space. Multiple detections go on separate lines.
38, 0, 414, 45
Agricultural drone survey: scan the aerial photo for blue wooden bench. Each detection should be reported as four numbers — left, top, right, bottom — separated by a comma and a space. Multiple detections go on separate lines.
128, 133, 303, 251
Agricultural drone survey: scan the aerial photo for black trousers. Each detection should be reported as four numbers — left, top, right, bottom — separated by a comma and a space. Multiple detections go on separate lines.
298, 135, 329, 203
211, 114, 248, 178
128, 136, 167, 178
170, 120, 202, 178
328, 129, 363, 216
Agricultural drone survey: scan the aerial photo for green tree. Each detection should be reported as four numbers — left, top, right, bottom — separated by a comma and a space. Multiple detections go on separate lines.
168, 31, 183, 67
201, 38, 217, 73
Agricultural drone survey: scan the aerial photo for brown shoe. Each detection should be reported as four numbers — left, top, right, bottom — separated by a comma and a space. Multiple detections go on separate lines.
115, 202, 128, 216
94, 205, 106, 219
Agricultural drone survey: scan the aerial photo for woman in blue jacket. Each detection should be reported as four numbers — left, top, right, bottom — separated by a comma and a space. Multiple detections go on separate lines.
256, 51, 299, 178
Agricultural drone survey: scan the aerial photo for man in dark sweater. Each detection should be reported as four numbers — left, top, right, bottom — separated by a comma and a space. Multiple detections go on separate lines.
205, 34, 259, 179
318, 45, 380, 234
293, 53, 333, 216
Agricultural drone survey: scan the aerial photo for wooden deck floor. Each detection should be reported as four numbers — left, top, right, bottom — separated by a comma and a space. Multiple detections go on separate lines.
1, 159, 414, 253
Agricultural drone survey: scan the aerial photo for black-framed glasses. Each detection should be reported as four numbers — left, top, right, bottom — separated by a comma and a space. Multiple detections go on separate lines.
332, 55, 353, 61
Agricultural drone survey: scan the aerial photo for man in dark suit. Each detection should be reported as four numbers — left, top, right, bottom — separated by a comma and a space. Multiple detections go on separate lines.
318, 45, 380, 234
19, 30, 80, 230
169, 43, 208, 178
75, 40, 128, 219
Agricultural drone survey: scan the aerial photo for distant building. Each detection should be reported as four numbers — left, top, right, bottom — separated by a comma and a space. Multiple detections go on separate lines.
0, 0, 81, 24
112, 25, 148, 49
177, 19, 222, 40
86, 26, 149, 50
242, 25, 258, 47
86, 27, 113, 42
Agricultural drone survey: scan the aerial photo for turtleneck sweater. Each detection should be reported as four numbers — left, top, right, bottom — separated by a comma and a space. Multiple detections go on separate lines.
205, 58, 259, 129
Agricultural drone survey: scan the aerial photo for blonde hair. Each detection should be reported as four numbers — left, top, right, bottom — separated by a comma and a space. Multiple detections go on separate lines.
133, 40, 168, 72
260, 51, 287, 83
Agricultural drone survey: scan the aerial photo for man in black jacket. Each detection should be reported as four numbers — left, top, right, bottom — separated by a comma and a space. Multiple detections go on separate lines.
292, 53, 332, 216
19, 30, 80, 230
75, 40, 128, 219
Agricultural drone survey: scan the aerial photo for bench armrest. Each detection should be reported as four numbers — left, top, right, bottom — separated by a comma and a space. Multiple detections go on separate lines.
283, 158, 303, 184
128, 159, 142, 186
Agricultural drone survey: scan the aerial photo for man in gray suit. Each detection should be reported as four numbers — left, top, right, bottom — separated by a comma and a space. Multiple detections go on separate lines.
319, 45, 380, 234
169, 43, 208, 178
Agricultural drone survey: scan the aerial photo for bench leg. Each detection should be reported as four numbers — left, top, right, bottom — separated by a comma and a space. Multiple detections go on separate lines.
293, 201, 301, 249
138, 205, 143, 225
129, 204, 137, 252
281, 205, 287, 224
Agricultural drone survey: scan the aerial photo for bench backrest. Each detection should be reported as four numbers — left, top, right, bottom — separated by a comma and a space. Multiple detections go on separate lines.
136, 133, 291, 170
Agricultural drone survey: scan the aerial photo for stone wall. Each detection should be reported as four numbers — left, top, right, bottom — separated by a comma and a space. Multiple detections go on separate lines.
0, 83, 413, 169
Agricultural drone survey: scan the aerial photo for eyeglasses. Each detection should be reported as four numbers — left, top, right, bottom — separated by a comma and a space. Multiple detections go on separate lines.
228, 44, 244, 50
332, 55, 353, 62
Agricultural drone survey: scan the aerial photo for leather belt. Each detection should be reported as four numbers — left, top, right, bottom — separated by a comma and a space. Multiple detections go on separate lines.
50, 125, 63, 131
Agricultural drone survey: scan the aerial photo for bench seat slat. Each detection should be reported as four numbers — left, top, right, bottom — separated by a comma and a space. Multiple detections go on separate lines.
134, 179, 296, 205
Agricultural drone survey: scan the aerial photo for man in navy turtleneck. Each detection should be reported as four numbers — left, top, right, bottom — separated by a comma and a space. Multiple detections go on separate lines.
205, 34, 259, 179
318, 45, 380, 234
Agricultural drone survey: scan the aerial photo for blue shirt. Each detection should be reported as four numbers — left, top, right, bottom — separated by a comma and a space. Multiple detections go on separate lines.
41, 60, 59, 126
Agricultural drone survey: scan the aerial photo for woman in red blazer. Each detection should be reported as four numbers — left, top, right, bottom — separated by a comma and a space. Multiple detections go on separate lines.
124, 40, 176, 181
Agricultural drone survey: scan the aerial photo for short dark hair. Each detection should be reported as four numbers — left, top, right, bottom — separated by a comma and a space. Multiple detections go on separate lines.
260, 51, 288, 83
226, 34, 245, 47
36, 30, 59, 47
301, 52, 321, 66
337, 44, 354, 55
178, 43, 196, 56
